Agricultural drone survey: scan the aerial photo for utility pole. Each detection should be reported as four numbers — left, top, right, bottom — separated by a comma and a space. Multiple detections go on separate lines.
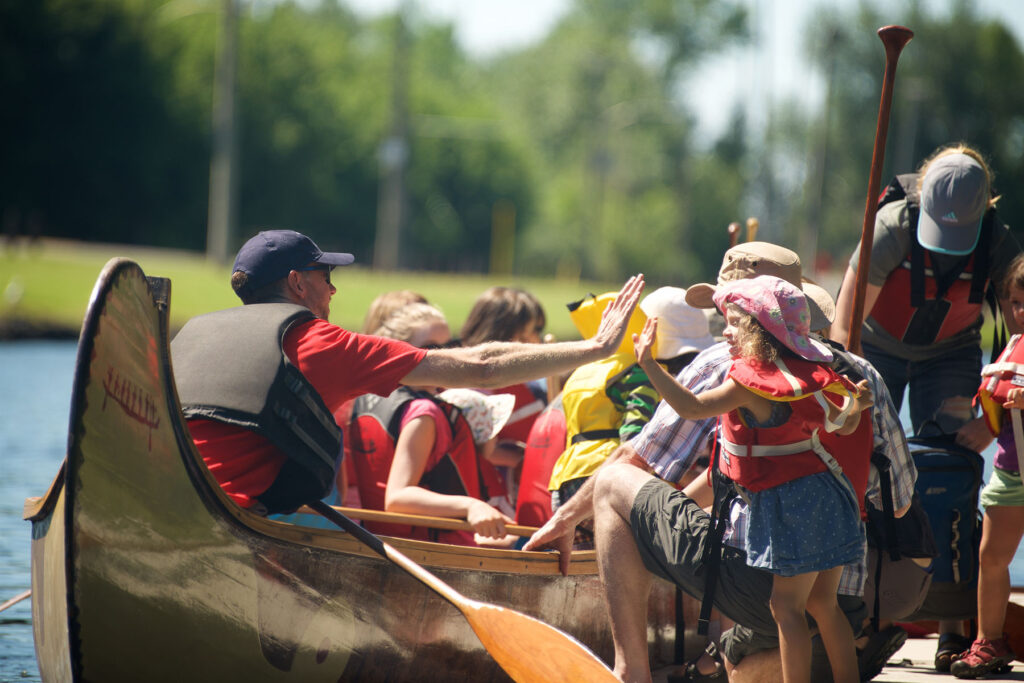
373, 7, 410, 271
206, 0, 240, 264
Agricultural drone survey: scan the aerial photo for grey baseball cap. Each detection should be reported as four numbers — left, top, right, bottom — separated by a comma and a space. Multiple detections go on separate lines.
917, 153, 989, 255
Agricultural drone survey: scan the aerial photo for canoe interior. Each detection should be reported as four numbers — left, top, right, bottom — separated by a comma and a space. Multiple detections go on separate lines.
26, 259, 708, 682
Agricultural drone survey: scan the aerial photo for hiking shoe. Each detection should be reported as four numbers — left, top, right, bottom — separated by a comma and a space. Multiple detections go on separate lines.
936, 632, 973, 673
950, 637, 1014, 679
857, 625, 907, 681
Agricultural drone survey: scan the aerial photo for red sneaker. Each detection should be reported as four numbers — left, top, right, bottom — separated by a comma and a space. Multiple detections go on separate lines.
950, 637, 1014, 679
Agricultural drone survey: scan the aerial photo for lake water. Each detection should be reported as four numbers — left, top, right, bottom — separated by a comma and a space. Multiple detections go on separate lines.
2, 340, 1024, 680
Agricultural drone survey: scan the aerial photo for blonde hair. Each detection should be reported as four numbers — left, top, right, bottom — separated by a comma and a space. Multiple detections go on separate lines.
362, 290, 428, 334
916, 143, 1000, 209
373, 302, 448, 343
725, 303, 787, 363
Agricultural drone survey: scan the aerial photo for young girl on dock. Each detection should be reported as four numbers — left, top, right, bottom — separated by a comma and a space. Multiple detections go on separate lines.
633, 274, 871, 683
955, 253, 1024, 678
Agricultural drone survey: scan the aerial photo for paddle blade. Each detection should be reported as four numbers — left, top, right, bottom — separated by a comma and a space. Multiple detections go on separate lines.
461, 600, 617, 683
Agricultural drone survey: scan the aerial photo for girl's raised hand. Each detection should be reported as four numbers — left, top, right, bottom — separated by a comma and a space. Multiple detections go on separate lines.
633, 317, 658, 367
852, 378, 874, 413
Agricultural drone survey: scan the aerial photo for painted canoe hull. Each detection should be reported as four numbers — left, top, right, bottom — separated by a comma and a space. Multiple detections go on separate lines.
25, 259, 694, 682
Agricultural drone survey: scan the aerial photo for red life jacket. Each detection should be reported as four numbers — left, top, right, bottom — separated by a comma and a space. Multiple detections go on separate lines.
977, 333, 1024, 437
515, 397, 567, 527
491, 382, 547, 446
868, 174, 993, 346
345, 387, 482, 545
720, 356, 857, 493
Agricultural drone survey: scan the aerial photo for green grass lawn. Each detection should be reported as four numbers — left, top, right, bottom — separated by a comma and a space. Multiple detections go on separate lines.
0, 239, 621, 341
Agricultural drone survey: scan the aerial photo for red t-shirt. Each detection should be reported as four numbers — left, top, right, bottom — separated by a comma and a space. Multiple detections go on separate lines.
187, 318, 427, 508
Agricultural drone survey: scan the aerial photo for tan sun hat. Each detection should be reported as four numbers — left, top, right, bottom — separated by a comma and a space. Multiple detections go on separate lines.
437, 389, 516, 445
684, 241, 834, 331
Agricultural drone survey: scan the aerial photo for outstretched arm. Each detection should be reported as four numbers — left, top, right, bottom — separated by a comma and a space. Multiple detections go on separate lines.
634, 317, 745, 420
523, 443, 651, 575
401, 274, 645, 389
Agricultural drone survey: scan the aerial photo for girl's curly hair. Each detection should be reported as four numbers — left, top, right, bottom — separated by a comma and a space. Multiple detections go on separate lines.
726, 303, 788, 363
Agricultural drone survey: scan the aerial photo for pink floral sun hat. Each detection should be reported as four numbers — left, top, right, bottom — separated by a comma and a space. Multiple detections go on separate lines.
712, 275, 833, 363
437, 389, 516, 445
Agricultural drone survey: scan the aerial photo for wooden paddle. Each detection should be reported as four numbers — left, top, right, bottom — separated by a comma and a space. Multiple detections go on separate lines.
308, 500, 617, 682
845, 25, 913, 354
728, 222, 741, 248
0, 589, 30, 613
745, 217, 759, 243
299, 504, 539, 538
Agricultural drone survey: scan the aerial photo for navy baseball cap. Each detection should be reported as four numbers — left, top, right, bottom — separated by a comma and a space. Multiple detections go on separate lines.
917, 153, 989, 255
232, 230, 354, 298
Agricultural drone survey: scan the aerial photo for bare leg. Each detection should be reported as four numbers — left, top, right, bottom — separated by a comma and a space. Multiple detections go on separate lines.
724, 648, 783, 683
593, 462, 659, 683
805, 567, 857, 683
770, 573, 817, 683
978, 505, 1024, 640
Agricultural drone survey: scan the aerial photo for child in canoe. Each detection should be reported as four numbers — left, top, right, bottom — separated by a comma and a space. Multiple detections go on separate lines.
633, 274, 872, 683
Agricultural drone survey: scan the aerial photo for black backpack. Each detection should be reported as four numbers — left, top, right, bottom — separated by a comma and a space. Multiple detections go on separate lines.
900, 433, 985, 621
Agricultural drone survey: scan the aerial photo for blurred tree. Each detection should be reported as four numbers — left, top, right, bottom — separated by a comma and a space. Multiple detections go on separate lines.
0, 0, 210, 248
485, 0, 748, 284
785, 1, 1024, 269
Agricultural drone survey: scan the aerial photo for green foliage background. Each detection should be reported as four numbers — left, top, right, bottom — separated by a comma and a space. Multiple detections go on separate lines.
2, 0, 1023, 293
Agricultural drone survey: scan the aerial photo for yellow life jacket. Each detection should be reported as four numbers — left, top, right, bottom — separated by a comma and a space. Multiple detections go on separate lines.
548, 293, 647, 491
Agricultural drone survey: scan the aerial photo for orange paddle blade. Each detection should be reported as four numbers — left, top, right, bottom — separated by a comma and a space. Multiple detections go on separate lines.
462, 600, 617, 682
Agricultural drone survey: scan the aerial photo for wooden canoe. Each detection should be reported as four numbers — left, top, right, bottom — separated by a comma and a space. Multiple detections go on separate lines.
23, 259, 695, 682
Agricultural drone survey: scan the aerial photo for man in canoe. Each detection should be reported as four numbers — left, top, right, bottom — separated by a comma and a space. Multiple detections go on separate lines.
171, 229, 644, 524
525, 242, 919, 682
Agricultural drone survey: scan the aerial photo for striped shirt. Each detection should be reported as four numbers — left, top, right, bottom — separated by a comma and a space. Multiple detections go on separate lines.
631, 340, 917, 597
609, 364, 660, 442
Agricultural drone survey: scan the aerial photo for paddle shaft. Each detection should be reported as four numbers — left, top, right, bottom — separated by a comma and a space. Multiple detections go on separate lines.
0, 589, 30, 613
309, 500, 465, 604
846, 25, 913, 354
307, 500, 617, 683
299, 504, 539, 538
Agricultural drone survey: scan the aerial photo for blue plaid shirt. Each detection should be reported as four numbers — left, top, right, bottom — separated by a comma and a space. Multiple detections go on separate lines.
631, 341, 917, 597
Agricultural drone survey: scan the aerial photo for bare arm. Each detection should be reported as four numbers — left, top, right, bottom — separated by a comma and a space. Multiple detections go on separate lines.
634, 317, 748, 420
522, 443, 651, 574
830, 266, 882, 348
385, 415, 512, 539
401, 274, 645, 389
682, 465, 713, 509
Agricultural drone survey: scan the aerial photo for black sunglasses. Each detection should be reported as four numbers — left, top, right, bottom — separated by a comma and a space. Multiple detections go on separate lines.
295, 264, 334, 285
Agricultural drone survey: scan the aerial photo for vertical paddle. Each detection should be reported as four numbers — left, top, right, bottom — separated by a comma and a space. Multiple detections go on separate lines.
728, 222, 742, 248
846, 25, 914, 354
745, 216, 759, 243
308, 500, 617, 682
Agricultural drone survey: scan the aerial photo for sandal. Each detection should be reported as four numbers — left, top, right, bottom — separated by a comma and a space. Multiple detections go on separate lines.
857, 624, 907, 681
667, 642, 725, 683
950, 636, 1014, 679
935, 633, 973, 673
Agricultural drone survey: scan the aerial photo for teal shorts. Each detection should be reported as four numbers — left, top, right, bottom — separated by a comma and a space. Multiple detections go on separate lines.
980, 468, 1024, 509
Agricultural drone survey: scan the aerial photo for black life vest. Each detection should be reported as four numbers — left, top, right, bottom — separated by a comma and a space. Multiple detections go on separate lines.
171, 303, 342, 514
